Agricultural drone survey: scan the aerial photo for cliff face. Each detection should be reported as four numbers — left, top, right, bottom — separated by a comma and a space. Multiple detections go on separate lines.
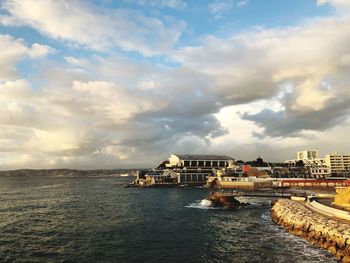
272, 199, 350, 262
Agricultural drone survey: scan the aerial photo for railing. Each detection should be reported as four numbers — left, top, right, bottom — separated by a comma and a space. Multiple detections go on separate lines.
280, 179, 350, 188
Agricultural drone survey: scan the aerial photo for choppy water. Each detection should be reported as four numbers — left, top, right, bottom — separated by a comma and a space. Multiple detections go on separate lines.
0, 176, 336, 263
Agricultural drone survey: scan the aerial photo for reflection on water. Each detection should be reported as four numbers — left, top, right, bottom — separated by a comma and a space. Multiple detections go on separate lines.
0, 177, 336, 262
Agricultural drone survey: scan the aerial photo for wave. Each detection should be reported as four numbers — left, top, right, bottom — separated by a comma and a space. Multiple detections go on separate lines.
33, 184, 66, 189
185, 200, 224, 210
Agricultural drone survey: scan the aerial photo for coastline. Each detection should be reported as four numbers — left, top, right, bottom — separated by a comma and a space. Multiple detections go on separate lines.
272, 199, 350, 262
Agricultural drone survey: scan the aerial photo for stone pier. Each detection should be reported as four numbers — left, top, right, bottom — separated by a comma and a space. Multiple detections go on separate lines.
272, 199, 350, 262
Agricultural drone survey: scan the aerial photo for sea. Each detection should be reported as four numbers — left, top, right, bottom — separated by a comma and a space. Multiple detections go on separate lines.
0, 176, 336, 263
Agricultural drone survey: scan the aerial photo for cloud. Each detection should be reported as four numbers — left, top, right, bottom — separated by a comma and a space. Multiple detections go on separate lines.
0, 78, 166, 167
208, 0, 234, 19
317, 0, 350, 8
237, 0, 249, 7
0, 34, 52, 80
28, 43, 54, 58
0, 14, 22, 26
123, 0, 187, 9
173, 15, 350, 138
242, 98, 350, 137
0, 49, 229, 168
0, 46, 232, 169
1, 1, 350, 168
1, 0, 185, 55
317, 0, 350, 14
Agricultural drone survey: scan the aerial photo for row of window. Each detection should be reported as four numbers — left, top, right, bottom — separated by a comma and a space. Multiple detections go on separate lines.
179, 173, 209, 182
183, 160, 227, 167
311, 169, 329, 173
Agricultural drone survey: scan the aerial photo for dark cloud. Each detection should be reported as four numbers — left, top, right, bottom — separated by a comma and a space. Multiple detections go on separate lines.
242, 97, 350, 138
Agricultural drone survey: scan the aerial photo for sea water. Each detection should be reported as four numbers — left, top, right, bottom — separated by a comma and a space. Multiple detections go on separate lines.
0, 176, 336, 262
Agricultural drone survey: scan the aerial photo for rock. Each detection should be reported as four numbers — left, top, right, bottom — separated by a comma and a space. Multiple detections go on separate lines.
272, 199, 350, 263
338, 238, 346, 249
328, 246, 337, 255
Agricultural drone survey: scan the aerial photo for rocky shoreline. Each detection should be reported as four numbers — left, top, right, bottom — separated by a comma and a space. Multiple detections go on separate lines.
272, 199, 350, 262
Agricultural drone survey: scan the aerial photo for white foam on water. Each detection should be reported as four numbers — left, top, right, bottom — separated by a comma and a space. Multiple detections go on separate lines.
185, 200, 223, 210
34, 183, 66, 189
260, 210, 336, 263
185, 198, 271, 210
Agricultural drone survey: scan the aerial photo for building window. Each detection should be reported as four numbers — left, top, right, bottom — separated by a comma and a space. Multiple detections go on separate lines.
180, 174, 185, 182
198, 161, 204, 167
184, 161, 190, 167
219, 161, 225, 167
212, 161, 218, 167
205, 161, 211, 167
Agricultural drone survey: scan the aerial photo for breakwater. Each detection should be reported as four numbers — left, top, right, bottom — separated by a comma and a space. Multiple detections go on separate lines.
272, 199, 350, 262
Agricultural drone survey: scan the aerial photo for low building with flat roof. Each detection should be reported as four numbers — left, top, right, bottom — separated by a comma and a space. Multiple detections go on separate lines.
166, 153, 235, 169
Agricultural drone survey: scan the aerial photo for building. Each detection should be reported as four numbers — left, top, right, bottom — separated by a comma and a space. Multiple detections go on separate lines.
166, 154, 235, 184
325, 152, 350, 176
297, 150, 318, 161
310, 165, 331, 179
285, 149, 325, 166
166, 154, 235, 169
136, 154, 236, 186
174, 170, 213, 184
272, 167, 291, 178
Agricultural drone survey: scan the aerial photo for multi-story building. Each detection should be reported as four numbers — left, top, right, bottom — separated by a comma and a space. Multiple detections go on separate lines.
166, 154, 235, 184
310, 165, 331, 179
284, 149, 330, 178
135, 154, 235, 186
324, 152, 350, 176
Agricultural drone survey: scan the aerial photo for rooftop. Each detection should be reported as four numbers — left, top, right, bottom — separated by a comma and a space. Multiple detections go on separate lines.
174, 154, 234, 160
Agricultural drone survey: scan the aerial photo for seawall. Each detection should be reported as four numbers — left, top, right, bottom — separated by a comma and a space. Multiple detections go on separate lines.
272, 199, 350, 262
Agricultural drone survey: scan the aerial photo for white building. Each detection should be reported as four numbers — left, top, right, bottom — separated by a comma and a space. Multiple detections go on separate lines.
297, 150, 318, 161
324, 152, 350, 175
310, 166, 331, 179
285, 149, 325, 165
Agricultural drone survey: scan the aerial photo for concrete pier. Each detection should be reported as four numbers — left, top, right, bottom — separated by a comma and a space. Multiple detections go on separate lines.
272, 199, 350, 262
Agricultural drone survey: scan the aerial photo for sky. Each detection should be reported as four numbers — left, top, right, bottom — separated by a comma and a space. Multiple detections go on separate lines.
0, 0, 350, 169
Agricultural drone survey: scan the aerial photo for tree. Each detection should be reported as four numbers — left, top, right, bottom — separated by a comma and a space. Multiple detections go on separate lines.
296, 160, 305, 167
256, 157, 264, 167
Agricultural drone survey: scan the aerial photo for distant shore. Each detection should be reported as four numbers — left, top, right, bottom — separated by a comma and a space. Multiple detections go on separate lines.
0, 169, 140, 177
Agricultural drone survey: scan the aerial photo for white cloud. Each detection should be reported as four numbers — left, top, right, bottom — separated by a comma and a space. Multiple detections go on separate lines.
124, 0, 187, 9
0, 79, 31, 99
317, 0, 350, 13
71, 80, 165, 121
317, 0, 350, 8
1, 0, 185, 55
209, 0, 234, 19
237, 0, 249, 7
0, 34, 52, 80
28, 43, 54, 58
0, 14, 22, 26
173, 15, 350, 138
0, 76, 170, 168
1, 1, 350, 168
